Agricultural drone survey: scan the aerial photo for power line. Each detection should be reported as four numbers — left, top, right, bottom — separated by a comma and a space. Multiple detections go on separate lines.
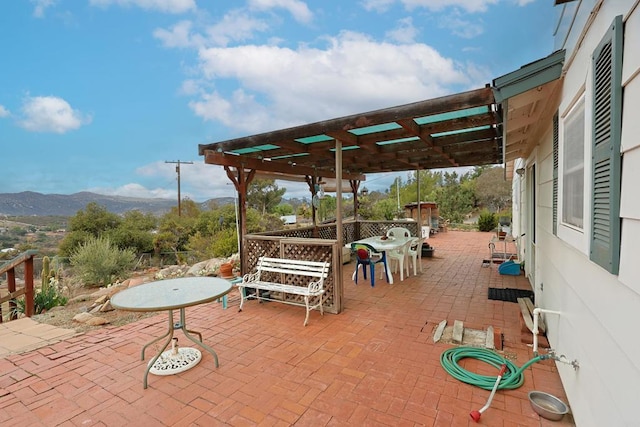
165, 160, 193, 216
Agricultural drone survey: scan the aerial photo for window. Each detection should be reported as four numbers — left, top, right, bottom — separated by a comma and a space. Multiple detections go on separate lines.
562, 97, 585, 229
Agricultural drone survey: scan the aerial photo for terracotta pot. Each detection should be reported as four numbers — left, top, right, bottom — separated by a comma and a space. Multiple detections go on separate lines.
219, 263, 234, 278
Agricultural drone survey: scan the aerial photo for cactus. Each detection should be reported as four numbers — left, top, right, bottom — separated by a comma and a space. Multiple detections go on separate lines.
41, 256, 51, 292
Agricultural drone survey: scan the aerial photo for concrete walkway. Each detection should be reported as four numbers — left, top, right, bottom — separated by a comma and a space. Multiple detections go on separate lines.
0, 318, 77, 357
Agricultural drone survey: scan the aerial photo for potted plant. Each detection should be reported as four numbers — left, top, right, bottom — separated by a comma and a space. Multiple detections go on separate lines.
421, 242, 435, 257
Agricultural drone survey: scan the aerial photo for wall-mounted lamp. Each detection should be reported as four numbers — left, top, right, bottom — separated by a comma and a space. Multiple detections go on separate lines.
515, 168, 525, 177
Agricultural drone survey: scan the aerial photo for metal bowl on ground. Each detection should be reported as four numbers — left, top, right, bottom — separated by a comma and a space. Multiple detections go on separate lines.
528, 391, 569, 421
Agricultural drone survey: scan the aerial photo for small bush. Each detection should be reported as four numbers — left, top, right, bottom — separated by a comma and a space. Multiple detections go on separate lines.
16, 277, 68, 315
70, 236, 135, 287
478, 210, 498, 232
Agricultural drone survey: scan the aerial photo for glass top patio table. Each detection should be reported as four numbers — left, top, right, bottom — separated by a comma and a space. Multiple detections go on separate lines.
111, 277, 232, 388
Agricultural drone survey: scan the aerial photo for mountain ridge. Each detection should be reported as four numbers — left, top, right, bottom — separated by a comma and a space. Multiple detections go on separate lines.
0, 191, 232, 216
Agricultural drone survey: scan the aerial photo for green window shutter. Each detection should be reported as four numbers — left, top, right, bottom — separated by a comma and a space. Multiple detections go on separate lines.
590, 15, 623, 274
552, 112, 559, 236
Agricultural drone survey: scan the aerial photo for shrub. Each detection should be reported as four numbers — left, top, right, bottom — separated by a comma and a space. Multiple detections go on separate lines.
478, 210, 498, 232
16, 277, 68, 315
70, 236, 135, 287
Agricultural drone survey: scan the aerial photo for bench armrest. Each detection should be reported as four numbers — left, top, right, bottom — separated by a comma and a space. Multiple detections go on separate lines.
241, 270, 260, 284
307, 277, 324, 294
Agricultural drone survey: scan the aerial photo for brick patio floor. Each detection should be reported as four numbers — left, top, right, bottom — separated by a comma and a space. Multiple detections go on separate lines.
0, 231, 575, 426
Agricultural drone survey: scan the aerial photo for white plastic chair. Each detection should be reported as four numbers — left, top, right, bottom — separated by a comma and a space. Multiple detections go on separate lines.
407, 237, 424, 275
386, 239, 412, 281
386, 227, 411, 239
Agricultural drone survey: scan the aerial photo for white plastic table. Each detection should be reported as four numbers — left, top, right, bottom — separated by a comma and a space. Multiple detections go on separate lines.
110, 277, 232, 388
352, 235, 414, 284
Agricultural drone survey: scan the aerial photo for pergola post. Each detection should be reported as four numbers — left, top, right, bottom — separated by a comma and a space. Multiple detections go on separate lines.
225, 165, 255, 274
335, 139, 343, 261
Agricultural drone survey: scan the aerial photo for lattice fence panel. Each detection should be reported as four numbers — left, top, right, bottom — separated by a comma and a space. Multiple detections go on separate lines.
358, 220, 419, 239
279, 241, 336, 312
243, 237, 282, 273
242, 235, 340, 314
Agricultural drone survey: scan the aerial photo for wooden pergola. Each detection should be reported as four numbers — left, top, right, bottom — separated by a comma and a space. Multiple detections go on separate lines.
198, 86, 502, 259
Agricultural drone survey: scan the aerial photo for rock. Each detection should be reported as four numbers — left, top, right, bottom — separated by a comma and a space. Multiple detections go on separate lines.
99, 301, 114, 312
128, 277, 145, 288
68, 294, 93, 304
90, 287, 114, 298
89, 305, 102, 314
187, 260, 209, 276
85, 316, 109, 326
73, 312, 94, 323
95, 295, 109, 305
106, 285, 126, 297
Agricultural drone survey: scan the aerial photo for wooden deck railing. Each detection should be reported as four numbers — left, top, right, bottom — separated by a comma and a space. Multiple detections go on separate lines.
0, 250, 37, 322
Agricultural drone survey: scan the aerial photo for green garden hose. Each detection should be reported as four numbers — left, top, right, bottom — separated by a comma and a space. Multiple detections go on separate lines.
440, 346, 543, 390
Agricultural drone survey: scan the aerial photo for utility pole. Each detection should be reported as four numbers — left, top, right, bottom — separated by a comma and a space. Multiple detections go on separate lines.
165, 160, 193, 216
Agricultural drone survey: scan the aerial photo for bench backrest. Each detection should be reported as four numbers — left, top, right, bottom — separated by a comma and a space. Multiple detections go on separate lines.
256, 257, 330, 279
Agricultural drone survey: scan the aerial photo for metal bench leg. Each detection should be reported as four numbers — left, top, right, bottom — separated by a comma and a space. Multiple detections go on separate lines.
303, 296, 310, 326
238, 286, 245, 311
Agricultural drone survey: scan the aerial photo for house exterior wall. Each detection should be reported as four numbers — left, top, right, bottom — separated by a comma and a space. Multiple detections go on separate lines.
518, 2, 640, 426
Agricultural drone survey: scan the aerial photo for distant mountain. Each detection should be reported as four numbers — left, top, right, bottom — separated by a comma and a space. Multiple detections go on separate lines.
0, 191, 234, 216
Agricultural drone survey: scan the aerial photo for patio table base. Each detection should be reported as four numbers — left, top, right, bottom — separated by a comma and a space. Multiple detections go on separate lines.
148, 345, 202, 376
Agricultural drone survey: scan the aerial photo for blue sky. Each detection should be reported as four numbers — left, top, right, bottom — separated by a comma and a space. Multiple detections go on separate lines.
1, 0, 557, 202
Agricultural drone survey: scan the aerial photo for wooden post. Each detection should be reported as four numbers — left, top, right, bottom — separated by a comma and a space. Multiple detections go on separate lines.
24, 254, 35, 317
7, 269, 16, 321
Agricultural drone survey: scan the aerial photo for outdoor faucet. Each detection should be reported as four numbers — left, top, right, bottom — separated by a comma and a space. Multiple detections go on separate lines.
545, 349, 579, 371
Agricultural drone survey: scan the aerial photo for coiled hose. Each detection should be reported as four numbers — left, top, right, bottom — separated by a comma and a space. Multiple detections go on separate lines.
440, 346, 543, 390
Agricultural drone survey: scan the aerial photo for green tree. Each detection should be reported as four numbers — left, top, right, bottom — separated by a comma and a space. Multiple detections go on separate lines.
247, 179, 286, 215
372, 198, 398, 220
404, 170, 440, 203
296, 202, 312, 219
154, 199, 201, 262
188, 204, 240, 259
434, 170, 475, 223
68, 202, 121, 236
106, 210, 157, 254
274, 203, 294, 216
59, 203, 122, 257
475, 166, 511, 212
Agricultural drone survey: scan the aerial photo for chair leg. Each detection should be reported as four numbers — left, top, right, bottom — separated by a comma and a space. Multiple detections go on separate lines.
369, 264, 375, 287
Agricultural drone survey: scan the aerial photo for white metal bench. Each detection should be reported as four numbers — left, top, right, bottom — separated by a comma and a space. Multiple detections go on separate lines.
236, 257, 330, 326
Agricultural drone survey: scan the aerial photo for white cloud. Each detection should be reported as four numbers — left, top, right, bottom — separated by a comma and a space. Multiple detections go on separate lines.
362, 0, 500, 13
189, 31, 476, 133
31, 0, 56, 18
135, 161, 234, 200
361, 0, 396, 13
91, 183, 177, 199
399, 0, 499, 13
248, 0, 313, 24
204, 10, 270, 46
89, 0, 196, 14
154, 12, 269, 48
0, 105, 9, 118
154, 20, 199, 48
439, 13, 484, 39
18, 96, 92, 133
386, 17, 419, 43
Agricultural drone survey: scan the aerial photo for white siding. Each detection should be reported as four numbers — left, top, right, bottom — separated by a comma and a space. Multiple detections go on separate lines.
520, 1, 640, 426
